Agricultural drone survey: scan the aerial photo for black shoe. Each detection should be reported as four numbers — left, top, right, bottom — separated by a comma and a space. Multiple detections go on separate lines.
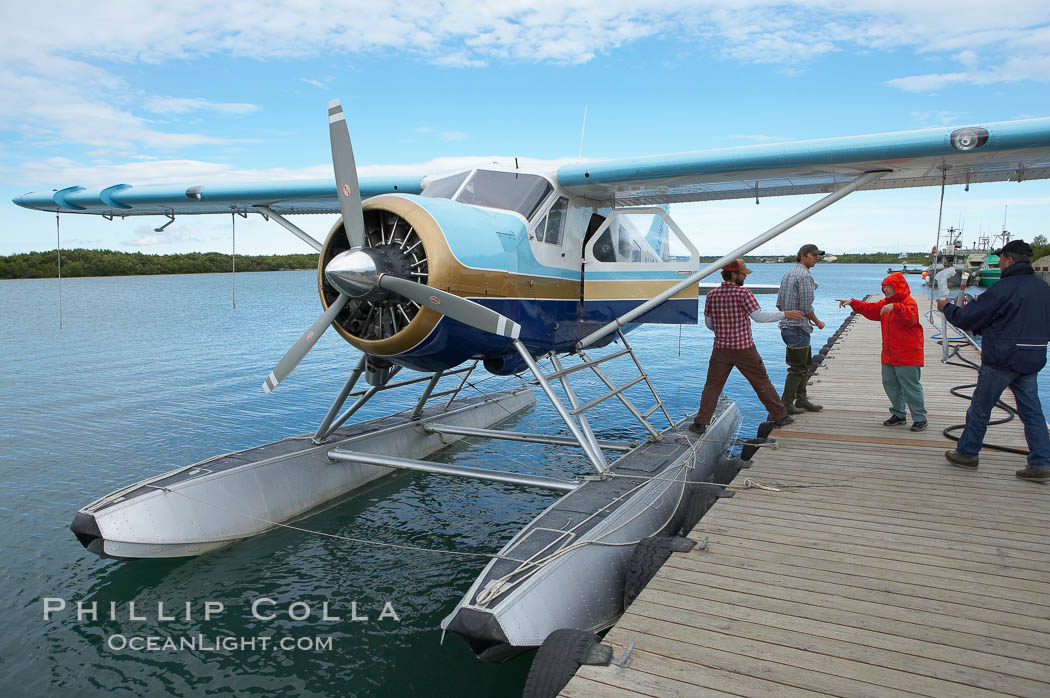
689, 423, 707, 436
910, 421, 928, 432
883, 415, 906, 426
1015, 466, 1050, 482
945, 449, 979, 469
771, 415, 794, 428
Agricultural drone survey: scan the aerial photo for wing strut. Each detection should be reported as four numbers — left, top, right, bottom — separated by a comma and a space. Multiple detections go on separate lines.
254, 206, 323, 251
577, 170, 889, 350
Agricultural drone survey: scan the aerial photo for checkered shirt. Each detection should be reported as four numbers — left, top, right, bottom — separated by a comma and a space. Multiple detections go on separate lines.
777, 263, 816, 331
705, 281, 761, 349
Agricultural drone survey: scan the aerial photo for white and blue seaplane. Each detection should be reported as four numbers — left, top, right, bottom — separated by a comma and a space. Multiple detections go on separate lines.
14, 106, 1050, 661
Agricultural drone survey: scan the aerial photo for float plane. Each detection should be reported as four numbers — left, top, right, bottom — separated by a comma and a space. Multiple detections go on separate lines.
14, 106, 1050, 660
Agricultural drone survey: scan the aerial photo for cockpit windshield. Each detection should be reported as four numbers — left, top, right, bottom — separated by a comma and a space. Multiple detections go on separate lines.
420, 172, 469, 199
454, 170, 553, 219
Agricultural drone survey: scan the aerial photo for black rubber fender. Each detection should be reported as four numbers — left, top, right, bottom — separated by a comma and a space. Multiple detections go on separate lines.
741, 421, 774, 461
675, 483, 717, 536
522, 629, 612, 698
623, 535, 695, 609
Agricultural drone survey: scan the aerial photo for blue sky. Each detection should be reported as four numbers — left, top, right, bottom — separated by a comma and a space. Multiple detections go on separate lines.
2, 1, 1049, 256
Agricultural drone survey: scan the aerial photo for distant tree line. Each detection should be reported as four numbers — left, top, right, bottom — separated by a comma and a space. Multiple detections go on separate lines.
698, 252, 936, 265
0, 248, 319, 280
5, 243, 1046, 281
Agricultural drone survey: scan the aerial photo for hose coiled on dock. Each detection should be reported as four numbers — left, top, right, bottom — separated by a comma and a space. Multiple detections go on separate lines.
936, 335, 1028, 455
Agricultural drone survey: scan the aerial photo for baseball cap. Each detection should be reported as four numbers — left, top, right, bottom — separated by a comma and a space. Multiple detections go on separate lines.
798, 244, 825, 257
994, 239, 1033, 257
724, 258, 753, 275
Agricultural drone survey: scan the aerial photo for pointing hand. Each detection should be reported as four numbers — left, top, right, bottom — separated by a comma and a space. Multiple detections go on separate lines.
836, 299, 851, 308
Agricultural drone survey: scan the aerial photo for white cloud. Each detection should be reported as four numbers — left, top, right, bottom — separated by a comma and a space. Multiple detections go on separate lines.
0, 1, 1046, 158
142, 97, 259, 115
7, 153, 577, 189
0, 2, 1039, 75
909, 110, 961, 126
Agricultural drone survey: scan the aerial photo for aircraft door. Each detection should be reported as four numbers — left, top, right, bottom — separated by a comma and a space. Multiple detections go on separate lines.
581, 209, 700, 325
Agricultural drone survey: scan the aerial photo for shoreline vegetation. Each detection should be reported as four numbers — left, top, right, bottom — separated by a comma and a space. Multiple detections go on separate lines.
0, 248, 963, 280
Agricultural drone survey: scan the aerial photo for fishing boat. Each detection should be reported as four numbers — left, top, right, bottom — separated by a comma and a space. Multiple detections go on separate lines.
887, 252, 923, 275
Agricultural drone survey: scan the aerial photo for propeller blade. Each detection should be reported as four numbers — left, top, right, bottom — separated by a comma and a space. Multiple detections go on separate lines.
328, 99, 366, 248
378, 275, 520, 339
263, 294, 350, 393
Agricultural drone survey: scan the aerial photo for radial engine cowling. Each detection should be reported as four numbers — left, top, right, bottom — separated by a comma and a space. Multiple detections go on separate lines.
317, 195, 445, 357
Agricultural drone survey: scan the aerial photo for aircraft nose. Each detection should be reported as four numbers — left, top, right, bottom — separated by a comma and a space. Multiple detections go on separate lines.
325, 249, 381, 297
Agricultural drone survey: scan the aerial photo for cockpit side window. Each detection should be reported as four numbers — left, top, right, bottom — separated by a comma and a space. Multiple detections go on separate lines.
542, 197, 568, 246
533, 215, 548, 242
421, 172, 469, 199
455, 170, 553, 219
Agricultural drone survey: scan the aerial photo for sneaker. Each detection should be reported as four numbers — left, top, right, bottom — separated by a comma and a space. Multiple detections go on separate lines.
771, 415, 794, 428
794, 397, 823, 412
688, 423, 707, 436
944, 449, 979, 469
910, 421, 928, 432
1015, 466, 1050, 482
883, 415, 906, 426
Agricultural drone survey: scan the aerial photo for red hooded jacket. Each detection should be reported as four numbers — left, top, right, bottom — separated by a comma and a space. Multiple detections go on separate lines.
848, 273, 924, 366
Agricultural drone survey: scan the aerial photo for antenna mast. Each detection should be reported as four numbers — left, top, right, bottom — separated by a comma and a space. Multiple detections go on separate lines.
577, 106, 588, 160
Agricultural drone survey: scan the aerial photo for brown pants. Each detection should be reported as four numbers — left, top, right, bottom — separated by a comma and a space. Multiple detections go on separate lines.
694, 345, 786, 425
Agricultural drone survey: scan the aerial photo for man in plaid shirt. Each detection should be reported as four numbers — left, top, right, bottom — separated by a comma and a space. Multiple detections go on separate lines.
691, 259, 803, 436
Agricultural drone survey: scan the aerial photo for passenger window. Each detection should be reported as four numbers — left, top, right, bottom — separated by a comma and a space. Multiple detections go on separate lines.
592, 229, 616, 262
543, 197, 567, 246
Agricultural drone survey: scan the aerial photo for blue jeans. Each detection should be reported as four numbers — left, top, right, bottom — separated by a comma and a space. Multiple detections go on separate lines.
957, 365, 1050, 467
780, 326, 811, 348
882, 364, 927, 421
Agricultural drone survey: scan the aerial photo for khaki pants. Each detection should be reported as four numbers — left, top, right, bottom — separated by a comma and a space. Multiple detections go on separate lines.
694, 345, 786, 426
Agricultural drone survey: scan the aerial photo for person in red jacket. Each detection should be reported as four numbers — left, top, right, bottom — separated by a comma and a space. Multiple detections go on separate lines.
837, 273, 927, 431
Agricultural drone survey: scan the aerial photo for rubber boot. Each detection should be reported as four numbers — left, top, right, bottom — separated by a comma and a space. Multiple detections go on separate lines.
780, 373, 805, 415
795, 396, 823, 412
794, 347, 822, 411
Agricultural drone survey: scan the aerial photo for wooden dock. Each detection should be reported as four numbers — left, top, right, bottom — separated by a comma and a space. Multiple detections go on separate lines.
562, 300, 1049, 697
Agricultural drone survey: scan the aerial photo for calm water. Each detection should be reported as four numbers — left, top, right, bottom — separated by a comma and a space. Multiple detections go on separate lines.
2, 265, 1045, 697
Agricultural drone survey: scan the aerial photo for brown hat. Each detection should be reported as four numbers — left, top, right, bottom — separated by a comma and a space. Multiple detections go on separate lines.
798, 243, 825, 257
724, 258, 753, 275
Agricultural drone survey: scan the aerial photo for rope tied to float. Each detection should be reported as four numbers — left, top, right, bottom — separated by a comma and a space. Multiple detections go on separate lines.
732, 478, 780, 492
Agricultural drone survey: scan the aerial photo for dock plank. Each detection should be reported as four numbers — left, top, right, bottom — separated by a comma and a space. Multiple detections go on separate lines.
562, 298, 1050, 697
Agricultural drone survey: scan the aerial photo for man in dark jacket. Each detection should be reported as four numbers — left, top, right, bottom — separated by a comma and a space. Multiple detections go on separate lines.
937, 240, 1050, 481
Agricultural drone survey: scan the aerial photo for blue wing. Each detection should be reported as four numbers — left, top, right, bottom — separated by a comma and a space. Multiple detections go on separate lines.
555, 117, 1050, 205
12, 117, 1050, 216
12, 177, 423, 216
